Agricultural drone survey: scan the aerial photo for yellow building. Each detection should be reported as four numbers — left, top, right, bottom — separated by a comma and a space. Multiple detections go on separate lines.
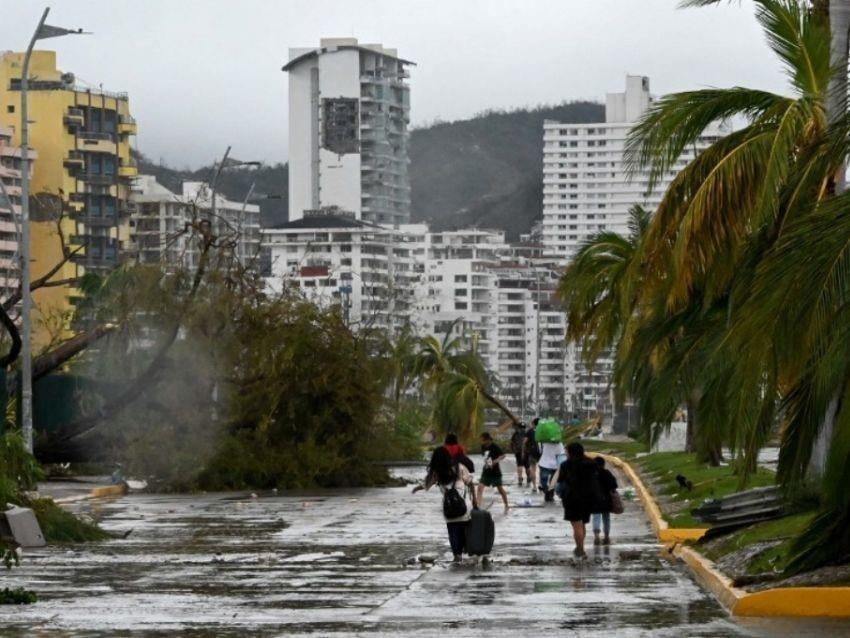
0, 50, 137, 345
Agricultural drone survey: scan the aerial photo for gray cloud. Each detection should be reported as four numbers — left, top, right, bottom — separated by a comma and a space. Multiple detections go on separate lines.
1, 1, 785, 168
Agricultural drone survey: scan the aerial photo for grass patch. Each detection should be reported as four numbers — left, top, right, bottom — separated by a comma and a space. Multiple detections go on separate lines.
701, 511, 815, 574
633, 451, 776, 528
28, 498, 110, 543
580, 438, 648, 459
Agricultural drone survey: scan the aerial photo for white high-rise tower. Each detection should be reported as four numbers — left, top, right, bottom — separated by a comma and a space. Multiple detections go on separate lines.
283, 38, 414, 226
541, 75, 726, 259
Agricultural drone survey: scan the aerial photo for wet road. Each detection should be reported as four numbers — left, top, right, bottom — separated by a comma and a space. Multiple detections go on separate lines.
3, 462, 849, 637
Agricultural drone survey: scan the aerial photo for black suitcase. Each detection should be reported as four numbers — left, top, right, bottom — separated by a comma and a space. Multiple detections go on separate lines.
466, 508, 495, 556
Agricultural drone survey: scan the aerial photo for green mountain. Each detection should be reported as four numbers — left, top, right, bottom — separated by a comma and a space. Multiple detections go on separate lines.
136, 101, 604, 238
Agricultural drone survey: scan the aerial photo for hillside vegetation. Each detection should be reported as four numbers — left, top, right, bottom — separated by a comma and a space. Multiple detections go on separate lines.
137, 101, 604, 238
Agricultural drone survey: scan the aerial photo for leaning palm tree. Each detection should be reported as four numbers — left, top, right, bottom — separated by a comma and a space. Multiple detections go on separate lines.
411, 324, 518, 438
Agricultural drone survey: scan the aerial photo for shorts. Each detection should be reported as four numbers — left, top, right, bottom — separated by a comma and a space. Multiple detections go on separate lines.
514, 453, 529, 469
480, 469, 503, 487
563, 505, 590, 524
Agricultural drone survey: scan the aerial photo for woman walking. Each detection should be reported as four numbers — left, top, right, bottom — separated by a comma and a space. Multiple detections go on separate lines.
553, 442, 597, 557
412, 446, 477, 562
592, 456, 618, 545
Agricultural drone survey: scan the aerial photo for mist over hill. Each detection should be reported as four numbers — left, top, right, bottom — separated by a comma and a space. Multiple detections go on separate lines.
136, 100, 604, 238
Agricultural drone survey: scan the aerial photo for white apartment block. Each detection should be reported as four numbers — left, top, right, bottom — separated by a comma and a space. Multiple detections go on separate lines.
263, 207, 418, 332
263, 218, 596, 421
0, 126, 33, 299
542, 75, 726, 259
130, 175, 261, 270
284, 38, 413, 226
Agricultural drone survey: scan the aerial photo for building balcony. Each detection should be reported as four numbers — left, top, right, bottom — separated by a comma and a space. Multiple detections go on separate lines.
63, 150, 86, 171
118, 115, 137, 136
77, 131, 116, 153
64, 107, 85, 131
77, 173, 115, 186
119, 158, 138, 178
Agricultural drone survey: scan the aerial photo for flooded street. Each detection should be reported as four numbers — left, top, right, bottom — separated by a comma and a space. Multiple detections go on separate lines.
3, 464, 849, 637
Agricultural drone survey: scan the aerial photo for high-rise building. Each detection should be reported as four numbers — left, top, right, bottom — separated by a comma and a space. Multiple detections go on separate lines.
0, 126, 36, 300
541, 75, 725, 259
0, 51, 137, 340
284, 38, 413, 226
130, 176, 262, 271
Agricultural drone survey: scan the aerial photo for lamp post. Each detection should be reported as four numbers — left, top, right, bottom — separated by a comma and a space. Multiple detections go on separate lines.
20, 7, 86, 453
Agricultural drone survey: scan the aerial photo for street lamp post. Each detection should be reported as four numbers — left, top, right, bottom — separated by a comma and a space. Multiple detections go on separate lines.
20, 7, 86, 453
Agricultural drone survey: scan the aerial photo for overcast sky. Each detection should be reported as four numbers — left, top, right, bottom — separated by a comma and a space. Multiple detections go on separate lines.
1, 1, 785, 169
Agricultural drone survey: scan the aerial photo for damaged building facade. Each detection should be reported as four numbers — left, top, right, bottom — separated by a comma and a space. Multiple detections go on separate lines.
284, 38, 413, 227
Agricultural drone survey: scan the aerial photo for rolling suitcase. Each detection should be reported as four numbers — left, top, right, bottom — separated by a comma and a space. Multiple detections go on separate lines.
466, 508, 495, 556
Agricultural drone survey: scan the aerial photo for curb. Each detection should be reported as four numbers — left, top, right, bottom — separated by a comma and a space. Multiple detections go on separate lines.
598, 452, 850, 618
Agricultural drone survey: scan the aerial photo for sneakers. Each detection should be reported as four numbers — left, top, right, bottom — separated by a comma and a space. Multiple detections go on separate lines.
593, 535, 602, 546
602, 536, 611, 545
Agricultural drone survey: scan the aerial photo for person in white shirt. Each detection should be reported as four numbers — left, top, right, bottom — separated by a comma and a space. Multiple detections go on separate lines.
538, 440, 565, 503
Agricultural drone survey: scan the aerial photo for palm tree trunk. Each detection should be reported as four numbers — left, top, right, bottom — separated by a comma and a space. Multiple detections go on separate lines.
478, 385, 520, 425
811, 1, 850, 477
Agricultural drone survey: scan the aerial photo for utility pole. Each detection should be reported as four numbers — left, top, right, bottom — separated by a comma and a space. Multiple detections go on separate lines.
20, 8, 86, 452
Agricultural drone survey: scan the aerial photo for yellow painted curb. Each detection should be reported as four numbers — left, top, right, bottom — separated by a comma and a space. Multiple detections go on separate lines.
89, 484, 128, 498
734, 587, 850, 617
598, 450, 850, 618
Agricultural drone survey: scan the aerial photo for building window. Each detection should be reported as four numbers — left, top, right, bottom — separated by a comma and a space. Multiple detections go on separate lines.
454, 274, 467, 282
6, 105, 13, 113
455, 301, 468, 310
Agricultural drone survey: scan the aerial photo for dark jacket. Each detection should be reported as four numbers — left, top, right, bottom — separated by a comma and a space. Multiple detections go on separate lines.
596, 467, 618, 512
557, 457, 599, 513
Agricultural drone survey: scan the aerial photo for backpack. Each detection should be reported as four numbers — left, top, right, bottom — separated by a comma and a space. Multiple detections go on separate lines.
456, 454, 475, 474
443, 484, 468, 519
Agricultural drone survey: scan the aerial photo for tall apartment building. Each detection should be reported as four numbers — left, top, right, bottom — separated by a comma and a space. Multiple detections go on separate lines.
0, 126, 35, 299
0, 51, 137, 339
284, 38, 413, 226
131, 175, 261, 270
541, 75, 725, 259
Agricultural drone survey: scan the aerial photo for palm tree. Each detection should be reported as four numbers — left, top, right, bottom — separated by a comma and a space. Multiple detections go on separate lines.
411, 323, 518, 439
625, 0, 850, 570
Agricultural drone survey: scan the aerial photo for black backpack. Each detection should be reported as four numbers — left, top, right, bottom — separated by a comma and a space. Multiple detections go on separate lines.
443, 484, 468, 519
457, 454, 475, 473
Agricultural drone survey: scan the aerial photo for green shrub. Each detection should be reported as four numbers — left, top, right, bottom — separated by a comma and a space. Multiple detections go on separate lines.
0, 587, 36, 605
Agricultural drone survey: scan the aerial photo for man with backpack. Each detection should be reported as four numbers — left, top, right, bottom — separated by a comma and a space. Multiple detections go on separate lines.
510, 423, 531, 487
524, 419, 541, 492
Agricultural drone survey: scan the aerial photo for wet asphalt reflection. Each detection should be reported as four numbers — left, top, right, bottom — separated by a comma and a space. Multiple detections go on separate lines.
2, 460, 850, 636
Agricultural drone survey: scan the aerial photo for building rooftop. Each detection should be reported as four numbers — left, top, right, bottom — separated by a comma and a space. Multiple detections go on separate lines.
282, 38, 415, 72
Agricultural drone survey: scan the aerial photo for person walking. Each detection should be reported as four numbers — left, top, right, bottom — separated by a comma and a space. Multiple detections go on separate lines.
524, 419, 540, 491
537, 435, 565, 503
592, 456, 618, 545
477, 432, 510, 512
510, 423, 531, 487
443, 433, 474, 473
412, 446, 477, 562
553, 442, 598, 557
